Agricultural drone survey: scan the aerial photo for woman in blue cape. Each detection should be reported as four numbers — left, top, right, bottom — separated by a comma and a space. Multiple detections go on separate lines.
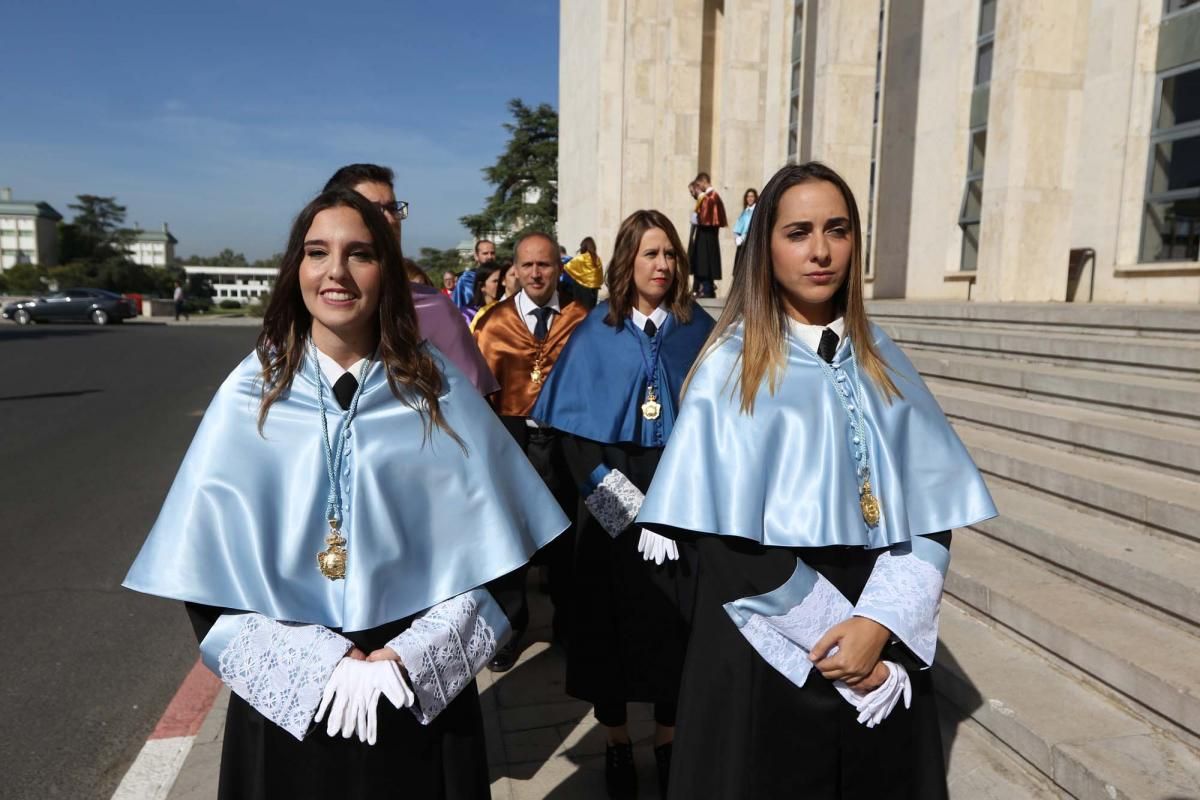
635, 163, 997, 799
123, 189, 568, 799
532, 210, 713, 799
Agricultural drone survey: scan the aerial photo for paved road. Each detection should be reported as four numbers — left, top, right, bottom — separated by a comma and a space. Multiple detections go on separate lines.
0, 322, 259, 800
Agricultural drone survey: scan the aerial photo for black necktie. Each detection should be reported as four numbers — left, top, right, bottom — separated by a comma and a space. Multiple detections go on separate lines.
333, 372, 358, 411
817, 328, 839, 364
531, 306, 554, 341
644, 318, 658, 338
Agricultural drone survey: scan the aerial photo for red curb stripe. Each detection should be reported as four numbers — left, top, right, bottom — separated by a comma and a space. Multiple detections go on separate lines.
150, 659, 222, 740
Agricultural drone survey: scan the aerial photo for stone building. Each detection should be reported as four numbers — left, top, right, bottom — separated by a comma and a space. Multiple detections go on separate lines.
127, 223, 178, 268
0, 187, 62, 269
557, 0, 1200, 303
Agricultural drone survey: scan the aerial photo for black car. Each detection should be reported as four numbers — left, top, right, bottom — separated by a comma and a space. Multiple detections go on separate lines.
2, 288, 140, 325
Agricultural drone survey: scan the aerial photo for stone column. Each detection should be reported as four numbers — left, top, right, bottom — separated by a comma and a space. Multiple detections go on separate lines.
974, 0, 1090, 302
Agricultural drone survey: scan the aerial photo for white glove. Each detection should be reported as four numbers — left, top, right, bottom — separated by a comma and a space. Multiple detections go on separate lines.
315, 658, 373, 741
734, 234, 745, 247
852, 661, 912, 728
637, 528, 679, 565
365, 660, 416, 745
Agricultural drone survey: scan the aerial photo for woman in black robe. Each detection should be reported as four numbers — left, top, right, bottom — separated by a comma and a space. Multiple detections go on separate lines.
636, 163, 997, 799
532, 210, 713, 798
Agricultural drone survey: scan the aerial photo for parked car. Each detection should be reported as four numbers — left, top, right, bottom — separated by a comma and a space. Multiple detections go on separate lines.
2, 288, 140, 325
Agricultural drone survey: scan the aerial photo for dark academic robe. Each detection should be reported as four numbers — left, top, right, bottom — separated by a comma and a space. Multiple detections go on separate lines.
637, 321, 997, 799
531, 303, 714, 709
692, 190, 727, 282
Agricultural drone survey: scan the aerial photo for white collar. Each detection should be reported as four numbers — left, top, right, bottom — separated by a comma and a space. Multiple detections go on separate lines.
517, 289, 561, 316
703, 186, 714, 195
631, 305, 669, 331
314, 347, 370, 388
786, 315, 846, 355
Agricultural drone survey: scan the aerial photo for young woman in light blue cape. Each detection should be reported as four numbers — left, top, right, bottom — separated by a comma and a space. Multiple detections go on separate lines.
636, 163, 996, 799
124, 189, 568, 799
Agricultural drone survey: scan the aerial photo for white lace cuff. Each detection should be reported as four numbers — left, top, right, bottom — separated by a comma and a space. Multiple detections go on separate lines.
584, 468, 644, 538
853, 537, 949, 667
724, 559, 854, 689
202, 613, 351, 740
385, 588, 510, 725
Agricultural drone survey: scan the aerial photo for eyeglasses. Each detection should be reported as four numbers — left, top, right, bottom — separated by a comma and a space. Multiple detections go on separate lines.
375, 200, 409, 220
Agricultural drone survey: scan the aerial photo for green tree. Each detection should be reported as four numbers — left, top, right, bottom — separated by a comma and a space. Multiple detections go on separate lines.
64, 195, 134, 261
460, 99, 558, 257
416, 246, 465, 277
251, 252, 283, 270
183, 248, 249, 267
1, 263, 49, 294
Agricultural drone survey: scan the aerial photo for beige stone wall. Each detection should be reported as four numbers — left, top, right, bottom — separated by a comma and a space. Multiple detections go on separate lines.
974, 0, 1090, 302
557, 0, 1200, 304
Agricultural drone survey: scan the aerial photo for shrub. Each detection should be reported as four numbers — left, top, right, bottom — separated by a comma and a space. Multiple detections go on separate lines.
219, 299, 243, 309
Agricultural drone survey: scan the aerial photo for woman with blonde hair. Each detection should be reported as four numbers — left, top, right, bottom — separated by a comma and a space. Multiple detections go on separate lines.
636, 163, 996, 798
123, 188, 568, 799
561, 235, 604, 309
533, 210, 714, 799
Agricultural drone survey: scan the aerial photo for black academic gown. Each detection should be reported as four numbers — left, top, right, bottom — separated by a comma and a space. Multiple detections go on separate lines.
558, 437, 695, 710
664, 534, 950, 800
186, 604, 492, 800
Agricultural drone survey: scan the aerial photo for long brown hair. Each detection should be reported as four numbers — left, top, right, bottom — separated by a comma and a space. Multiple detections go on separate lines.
604, 210, 695, 327
685, 162, 900, 412
255, 189, 456, 442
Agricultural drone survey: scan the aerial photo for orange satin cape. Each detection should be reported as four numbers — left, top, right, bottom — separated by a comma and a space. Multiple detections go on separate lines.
473, 297, 588, 417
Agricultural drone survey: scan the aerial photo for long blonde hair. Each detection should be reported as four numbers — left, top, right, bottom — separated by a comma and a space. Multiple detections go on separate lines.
685, 162, 900, 413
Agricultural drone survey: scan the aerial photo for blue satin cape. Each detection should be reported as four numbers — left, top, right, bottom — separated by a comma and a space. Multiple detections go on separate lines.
637, 322, 996, 549
530, 302, 714, 447
124, 346, 570, 632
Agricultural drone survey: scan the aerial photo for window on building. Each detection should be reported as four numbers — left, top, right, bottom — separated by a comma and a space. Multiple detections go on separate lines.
787, 1, 804, 163
1165, 0, 1200, 16
959, 2, 996, 270
1140, 60, 1200, 261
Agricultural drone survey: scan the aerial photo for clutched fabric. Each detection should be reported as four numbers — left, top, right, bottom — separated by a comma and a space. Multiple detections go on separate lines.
637, 322, 996, 549
531, 302, 714, 447
124, 346, 570, 632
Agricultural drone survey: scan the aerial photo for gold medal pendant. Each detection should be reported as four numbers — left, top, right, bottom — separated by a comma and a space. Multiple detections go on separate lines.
317, 525, 348, 580
530, 367, 543, 384
641, 384, 662, 420
859, 479, 881, 527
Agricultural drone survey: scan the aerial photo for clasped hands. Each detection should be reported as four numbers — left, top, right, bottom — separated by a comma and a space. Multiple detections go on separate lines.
810, 617, 912, 728
314, 647, 414, 745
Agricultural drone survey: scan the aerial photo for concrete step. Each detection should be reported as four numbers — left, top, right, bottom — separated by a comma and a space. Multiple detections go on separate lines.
869, 300, 1200, 338
975, 478, 1200, 629
955, 423, 1200, 543
907, 348, 1200, 426
947, 531, 1200, 742
879, 320, 1200, 376
943, 713, 1066, 799
928, 378, 1200, 479
936, 600, 1200, 799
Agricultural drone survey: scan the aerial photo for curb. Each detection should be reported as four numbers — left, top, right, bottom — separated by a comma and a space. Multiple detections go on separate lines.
111, 660, 221, 800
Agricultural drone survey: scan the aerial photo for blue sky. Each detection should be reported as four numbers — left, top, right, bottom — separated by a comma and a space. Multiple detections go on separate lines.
0, 0, 558, 260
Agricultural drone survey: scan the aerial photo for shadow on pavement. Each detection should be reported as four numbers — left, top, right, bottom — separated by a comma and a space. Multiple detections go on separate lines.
936, 642, 983, 770
0, 388, 102, 402
0, 325, 116, 340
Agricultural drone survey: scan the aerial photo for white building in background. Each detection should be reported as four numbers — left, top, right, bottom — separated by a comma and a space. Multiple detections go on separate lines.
558, 0, 1200, 304
183, 264, 276, 304
127, 223, 178, 268
0, 187, 62, 269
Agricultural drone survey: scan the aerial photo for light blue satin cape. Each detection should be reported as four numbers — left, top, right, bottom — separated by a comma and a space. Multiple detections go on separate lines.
124, 347, 570, 632
637, 322, 996, 549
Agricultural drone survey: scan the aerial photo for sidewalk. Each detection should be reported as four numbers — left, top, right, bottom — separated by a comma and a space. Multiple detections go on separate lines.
127, 315, 261, 327
162, 583, 1055, 799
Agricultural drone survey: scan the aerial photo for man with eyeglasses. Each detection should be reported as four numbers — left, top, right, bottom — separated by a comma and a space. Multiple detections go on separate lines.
323, 163, 498, 395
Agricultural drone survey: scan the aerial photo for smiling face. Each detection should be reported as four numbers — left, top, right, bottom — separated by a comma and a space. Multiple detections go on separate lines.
514, 236, 560, 306
299, 205, 382, 354
770, 180, 852, 326
632, 227, 676, 313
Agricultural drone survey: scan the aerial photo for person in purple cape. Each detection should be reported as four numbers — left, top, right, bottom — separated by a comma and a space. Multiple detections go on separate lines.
323, 164, 498, 396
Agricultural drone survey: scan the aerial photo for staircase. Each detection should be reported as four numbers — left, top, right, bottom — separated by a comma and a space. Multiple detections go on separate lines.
869, 300, 1200, 800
